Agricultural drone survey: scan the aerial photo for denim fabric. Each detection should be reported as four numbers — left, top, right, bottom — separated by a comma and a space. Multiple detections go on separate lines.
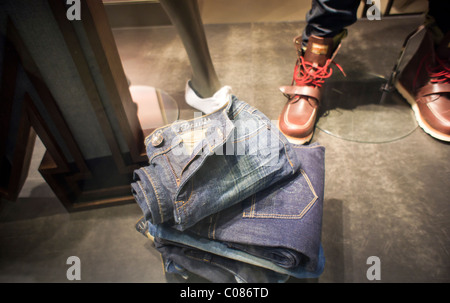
302, 0, 360, 46
142, 218, 325, 279
154, 237, 290, 283
136, 143, 326, 278
132, 96, 300, 231
187, 144, 325, 272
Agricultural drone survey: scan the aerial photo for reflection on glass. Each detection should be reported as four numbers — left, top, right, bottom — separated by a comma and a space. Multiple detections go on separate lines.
316, 71, 418, 143
130, 85, 179, 131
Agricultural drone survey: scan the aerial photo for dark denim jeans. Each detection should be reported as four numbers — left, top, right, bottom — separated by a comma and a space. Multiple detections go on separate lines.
135, 142, 326, 279
302, 0, 359, 46
187, 143, 325, 273
303, 0, 449, 47
132, 96, 300, 231
154, 237, 290, 283
136, 216, 325, 280
132, 96, 326, 280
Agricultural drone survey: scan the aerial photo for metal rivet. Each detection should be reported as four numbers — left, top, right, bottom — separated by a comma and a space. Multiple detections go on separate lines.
151, 132, 164, 147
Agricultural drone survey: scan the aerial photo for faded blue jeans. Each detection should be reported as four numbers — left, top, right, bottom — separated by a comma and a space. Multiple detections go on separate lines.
132, 96, 300, 231
186, 143, 325, 273
132, 96, 326, 280
137, 217, 325, 280
135, 142, 326, 279
154, 237, 291, 283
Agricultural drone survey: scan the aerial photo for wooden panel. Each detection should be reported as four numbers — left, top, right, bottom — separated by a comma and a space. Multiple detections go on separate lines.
81, 0, 147, 162
1, 1, 148, 211
48, 0, 130, 174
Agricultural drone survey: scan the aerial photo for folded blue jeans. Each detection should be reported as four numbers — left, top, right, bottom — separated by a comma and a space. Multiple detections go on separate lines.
137, 217, 325, 279
132, 96, 300, 231
135, 142, 326, 278
187, 143, 325, 272
154, 237, 290, 283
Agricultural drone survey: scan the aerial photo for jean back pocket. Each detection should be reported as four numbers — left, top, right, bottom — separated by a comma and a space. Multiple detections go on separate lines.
242, 170, 318, 220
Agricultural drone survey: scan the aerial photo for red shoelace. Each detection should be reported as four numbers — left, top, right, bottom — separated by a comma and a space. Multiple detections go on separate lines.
427, 56, 450, 84
292, 56, 346, 87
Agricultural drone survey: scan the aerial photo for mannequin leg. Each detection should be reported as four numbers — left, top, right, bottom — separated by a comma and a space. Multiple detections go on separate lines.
159, 0, 221, 98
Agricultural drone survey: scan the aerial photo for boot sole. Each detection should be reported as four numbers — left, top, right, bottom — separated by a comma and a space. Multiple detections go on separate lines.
395, 81, 450, 142
276, 120, 314, 145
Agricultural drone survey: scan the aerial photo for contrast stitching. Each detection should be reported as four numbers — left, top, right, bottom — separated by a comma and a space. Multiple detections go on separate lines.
141, 169, 164, 223
207, 216, 213, 239
163, 154, 179, 182
251, 195, 256, 216
242, 170, 318, 219
180, 149, 203, 177
232, 104, 246, 119
232, 125, 266, 144
208, 213, 218, 240
136, 181, 151, 217
292, 144, 324, 149
242, 194, 256, 217
148, 144, 177, 162
175, 178, 195, 211
144, 100, 231, 143
270, 128, 294, 169
212, 217, 217, 240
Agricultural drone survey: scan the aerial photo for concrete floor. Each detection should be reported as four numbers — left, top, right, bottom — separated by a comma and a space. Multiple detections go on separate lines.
1, 15, 449, 283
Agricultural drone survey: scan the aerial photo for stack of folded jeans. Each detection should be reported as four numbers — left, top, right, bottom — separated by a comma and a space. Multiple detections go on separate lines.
131, 94, 326, 283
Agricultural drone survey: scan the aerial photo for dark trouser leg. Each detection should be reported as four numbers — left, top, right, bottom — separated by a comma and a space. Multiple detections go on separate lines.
302, 0, 360, 47
428, 0, 450, 34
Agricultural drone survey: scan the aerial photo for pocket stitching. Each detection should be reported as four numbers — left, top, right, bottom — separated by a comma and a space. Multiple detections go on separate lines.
242, 169, 318, 219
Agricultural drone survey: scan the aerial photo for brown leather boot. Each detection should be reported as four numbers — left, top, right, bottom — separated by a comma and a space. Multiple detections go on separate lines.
278, 33, 345, 144
395, 27, 450, 142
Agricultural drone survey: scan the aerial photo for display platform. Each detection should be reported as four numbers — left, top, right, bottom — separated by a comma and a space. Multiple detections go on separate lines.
316, 71, 418, 143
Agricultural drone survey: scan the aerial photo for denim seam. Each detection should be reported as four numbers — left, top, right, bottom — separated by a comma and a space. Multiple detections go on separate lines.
232, 125, 266, 144
175, 178, 194, 217
230, 105, 268, 146
142, 168, 164, 223
211, 213, 218, 240
250, 194, 256, 217
144, 100, 232, 143
242, 169, 318, 219
292, 144, 324, 149
232, 104, 246, 119
174, 122, 212, 136
176, 111, 232, 193
243, 106, 261, 116
148, 143, 179, 163
136, 181, 152, 219
207, 216, 214, 239
163, 154, 180, 186
175, 200, 188, 224
185, 254, 249, 283
208, 214, 219, 240
180, 153, 201, 179
270, 127, 295, 170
